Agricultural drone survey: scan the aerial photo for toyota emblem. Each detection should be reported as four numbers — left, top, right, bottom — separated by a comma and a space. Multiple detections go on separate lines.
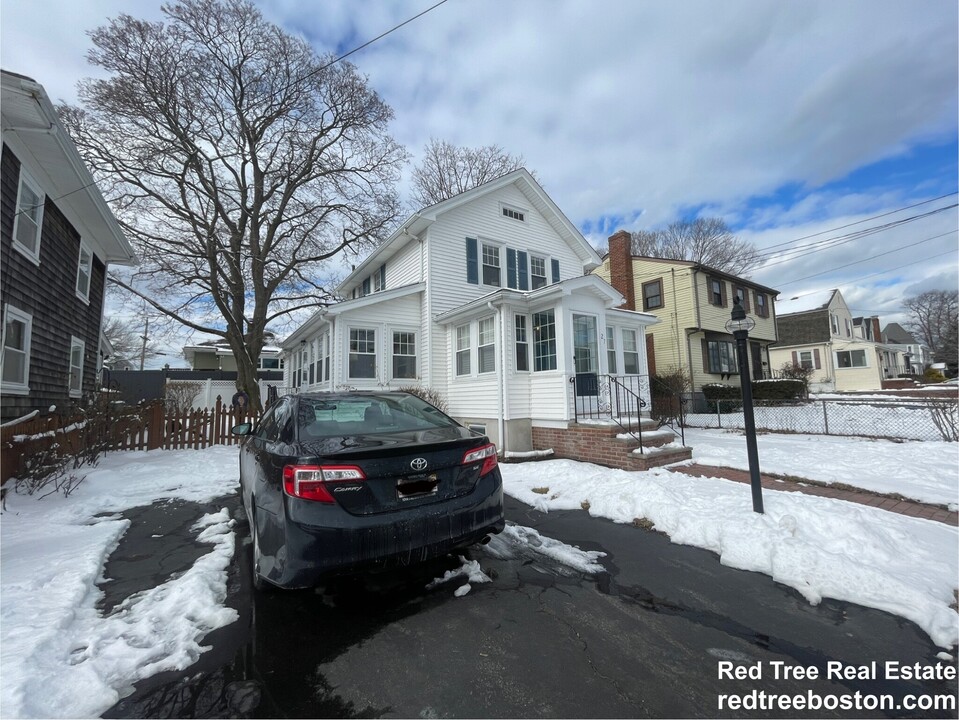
411, 457, 428, 471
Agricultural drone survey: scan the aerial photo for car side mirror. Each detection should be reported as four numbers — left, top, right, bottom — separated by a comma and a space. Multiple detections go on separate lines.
231, 423, 252, 436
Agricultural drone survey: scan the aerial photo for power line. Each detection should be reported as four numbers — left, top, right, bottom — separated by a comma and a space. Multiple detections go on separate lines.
776, 230, 957, 287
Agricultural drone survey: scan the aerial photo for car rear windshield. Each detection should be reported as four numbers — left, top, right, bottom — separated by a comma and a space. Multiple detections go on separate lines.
296, 395, 457, 438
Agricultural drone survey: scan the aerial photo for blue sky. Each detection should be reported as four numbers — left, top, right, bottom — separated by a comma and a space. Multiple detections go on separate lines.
2, 0, 956, 360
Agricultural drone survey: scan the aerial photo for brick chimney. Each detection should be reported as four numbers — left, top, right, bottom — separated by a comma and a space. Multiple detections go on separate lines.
872, 317, 882, 343
608, 230, 635, 310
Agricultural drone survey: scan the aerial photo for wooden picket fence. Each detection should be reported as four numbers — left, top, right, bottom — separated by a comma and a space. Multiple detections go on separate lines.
1, 396, 261, 483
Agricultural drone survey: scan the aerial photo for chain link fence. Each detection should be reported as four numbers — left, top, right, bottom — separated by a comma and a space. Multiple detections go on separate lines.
683, 397, 958, 442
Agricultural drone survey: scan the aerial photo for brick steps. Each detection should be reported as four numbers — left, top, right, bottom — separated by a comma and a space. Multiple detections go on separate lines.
531, 421, 693, 471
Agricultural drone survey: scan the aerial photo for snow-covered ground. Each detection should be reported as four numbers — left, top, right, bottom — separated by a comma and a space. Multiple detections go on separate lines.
684, 428, 959, 508
1, 433, 957, 718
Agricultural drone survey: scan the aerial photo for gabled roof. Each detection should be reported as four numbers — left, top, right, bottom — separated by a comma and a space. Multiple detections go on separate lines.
775, 289, 839, 316
611, 255, 781, 296
337, 169, 600, 295
882, 322, 920, 345
1, 70, 136, 266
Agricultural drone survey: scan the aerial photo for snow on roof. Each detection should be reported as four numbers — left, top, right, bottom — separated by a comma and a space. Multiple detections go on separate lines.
775, 289, 836, 315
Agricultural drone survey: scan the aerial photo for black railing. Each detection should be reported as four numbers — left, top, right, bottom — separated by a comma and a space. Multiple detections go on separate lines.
570, 374, 687, 449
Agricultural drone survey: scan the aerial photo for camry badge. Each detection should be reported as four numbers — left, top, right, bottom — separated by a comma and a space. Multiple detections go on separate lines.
411, 457, 428, 471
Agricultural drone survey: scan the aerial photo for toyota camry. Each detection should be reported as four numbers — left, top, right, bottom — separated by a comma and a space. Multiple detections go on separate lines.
231, 392, 505, 589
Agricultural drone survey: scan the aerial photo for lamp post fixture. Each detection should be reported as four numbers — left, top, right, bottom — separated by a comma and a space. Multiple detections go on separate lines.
725, 296, 764, 514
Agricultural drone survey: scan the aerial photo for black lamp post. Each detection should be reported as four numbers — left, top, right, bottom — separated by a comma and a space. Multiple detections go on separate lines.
725, 296, 764, 514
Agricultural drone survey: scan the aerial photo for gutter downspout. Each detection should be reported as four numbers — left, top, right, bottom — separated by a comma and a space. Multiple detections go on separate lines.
488, 300, 506, 455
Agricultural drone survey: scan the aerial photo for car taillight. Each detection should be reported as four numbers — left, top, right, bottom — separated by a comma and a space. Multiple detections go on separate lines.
282, 464, 366, 503
462, 443, 498, 476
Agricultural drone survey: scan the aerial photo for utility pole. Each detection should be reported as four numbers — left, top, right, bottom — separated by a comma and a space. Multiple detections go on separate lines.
139, 316, 150, 371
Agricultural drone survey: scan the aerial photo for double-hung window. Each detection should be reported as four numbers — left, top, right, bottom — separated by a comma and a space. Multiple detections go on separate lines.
12, 170, 44, 263
708, 277, 726, 307
76, 242, 93, 302
734, 286, 750, 312
532, 310, 556, 371
392, 331, 417, 379
455, 324, 471, 376
830, 314, 840, 335
642, 279, 663, 311
478, 317, 495, 373
2, 305, 32, 394
844, 318, 852, 337
622, 329, 640, 374
349, 328, 376, 378
69, 336, 85, 397
530, 255, 547, 290
514, 315, 529, 372
799, 351, 813, 369
482, 243, 501, 286
606, 327, 618, 374
755, 293, 768, 318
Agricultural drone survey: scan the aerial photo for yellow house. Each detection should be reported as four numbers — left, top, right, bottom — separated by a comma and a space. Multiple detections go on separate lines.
592, 231, 779, 399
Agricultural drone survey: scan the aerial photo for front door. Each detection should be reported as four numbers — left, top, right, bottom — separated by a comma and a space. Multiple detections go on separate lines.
573, 314, 599, 397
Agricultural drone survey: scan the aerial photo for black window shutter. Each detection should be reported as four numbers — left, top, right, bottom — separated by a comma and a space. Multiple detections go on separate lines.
362, 277, 370, 295
506, 248, 517, 289
466, 238, 478, 284
518, 251, 529, 290
551, 258, 560, 284
379, 264, 386, 289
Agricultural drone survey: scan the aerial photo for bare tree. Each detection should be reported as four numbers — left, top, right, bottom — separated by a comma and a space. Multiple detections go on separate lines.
165, 381, 203, 414
629, 218, 761, 277
60, 0, 407, 411
410, 138, 527, 207
904, 290, 958, 369
101, 315, 171, 369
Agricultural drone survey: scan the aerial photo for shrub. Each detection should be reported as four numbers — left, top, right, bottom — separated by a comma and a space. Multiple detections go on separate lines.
778, 362, 813, 397
701, 383, 742, 413
397, 385, 449, 413
753, 379, 806, 400
165, 381, 203, 413
922, 368, 947, 384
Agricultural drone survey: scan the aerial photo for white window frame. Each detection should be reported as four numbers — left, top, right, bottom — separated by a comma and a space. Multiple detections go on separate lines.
530, 254, 548, 290
514, 314, 529, 373
348, 327, 377, 379
12, 169, 44, 265
500, 203, 527, 223
481, 242, 501, 287
799, 351, 813, 370
835, 349, 868, 369
69, 336, 85, 398
622, 328, 641, 374
844, 318, 852, 337
606, 326, 618, 374
391, 329, 417, 380
1, 304, 33, 395
75, 240, 93, 303
532, 309, 557, 372
455, 323, 471, 377
830, 313, 840, 335
477, 316, 496, 374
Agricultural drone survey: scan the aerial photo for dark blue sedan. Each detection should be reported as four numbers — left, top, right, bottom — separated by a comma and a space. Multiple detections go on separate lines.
232, 392, 505, 589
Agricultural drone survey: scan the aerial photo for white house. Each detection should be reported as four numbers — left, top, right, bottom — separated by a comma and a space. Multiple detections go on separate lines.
280, 169, 658, 454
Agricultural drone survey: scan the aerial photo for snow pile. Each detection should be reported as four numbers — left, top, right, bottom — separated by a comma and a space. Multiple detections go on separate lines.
0, 447, 240, 719
684, 429, 959, 508
483, 523, 606, 574
427, 557, 492, 597
500, 460, 959, 648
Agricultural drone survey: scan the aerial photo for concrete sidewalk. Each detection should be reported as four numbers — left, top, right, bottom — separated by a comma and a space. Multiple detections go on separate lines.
671, 464, 959, 526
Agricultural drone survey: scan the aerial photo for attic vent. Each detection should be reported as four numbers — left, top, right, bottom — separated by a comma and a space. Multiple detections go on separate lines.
502, 206, 525, 222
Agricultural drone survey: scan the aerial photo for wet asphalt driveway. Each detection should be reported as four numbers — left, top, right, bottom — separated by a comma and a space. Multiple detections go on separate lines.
102, 494, 957, 719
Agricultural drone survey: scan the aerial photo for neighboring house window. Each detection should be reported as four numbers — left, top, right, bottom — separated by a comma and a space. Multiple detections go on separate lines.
622, 329, 640, 374
755, 292, 768, 318
76, 242, 93, 302
515, 315, 529, 372
705, 340, 737, 374
69, 336, 85, 397
455, 324, 471, 376
799, 351, 813, 369
830, 313, 840, 335
532, 310, 557, 371
392, 331, 417, 379
1, 304, 32, 394
478, 317, 495, 373
708, 277, 726, 307
606, 327, 617, 374
844, 318, 852, 337
530, 255, 548, 290
734, 286, 750, 312
502, 206, 525, 222
349, 328, 376, 378
260, 357, 280, 369
12, 170, 44, 263
642, 279, 663, 311
836, 349, 867, 368
482, 243, 501, 286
